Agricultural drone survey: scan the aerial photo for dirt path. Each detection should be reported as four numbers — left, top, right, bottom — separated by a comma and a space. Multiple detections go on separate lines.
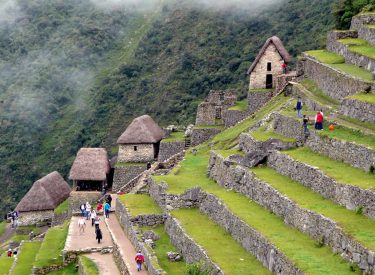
86, 253, 120, 275
0, 224, 14, 244
105, 213, 148, 275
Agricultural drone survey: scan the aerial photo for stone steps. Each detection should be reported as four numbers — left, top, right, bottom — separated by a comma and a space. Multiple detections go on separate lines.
208, 151, 375, 273
268, 149, 375, 218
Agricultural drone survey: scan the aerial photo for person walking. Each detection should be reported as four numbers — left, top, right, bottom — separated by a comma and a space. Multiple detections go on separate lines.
314, 110, 324, 130
95, 228, 103, 244
135, 250, 145, 271
90, 210, 97, 227
104, 202, 111, 219
85, 202, 91, 220
303, 115, 309, 136
7, 249, 12, 257
106, 194, 113, 207
296, 98, 303, 117
94, 216, 100, 230
96, 201, 103, 213
281, 62, 288, 74
80, 203, 86, 217
78, 217, 86, 234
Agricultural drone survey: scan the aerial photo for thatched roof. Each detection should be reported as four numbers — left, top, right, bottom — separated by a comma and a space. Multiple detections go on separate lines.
117, 115, 165, 144
16, 171, 71, 212
69, 148, 110, 181
247, 36, 291, 75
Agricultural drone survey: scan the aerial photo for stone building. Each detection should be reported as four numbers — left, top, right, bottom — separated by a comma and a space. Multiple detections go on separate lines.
247, 36, 291, 90
69, 148, 110, 191
117, 115, 165, 163
15, 171, 71, 226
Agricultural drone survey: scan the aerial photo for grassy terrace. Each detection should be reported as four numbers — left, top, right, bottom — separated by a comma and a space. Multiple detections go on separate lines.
119, 194, 163, 216
284, 147, 375, 189
0, 221, 6, 237
172, 209, 271, 275
338, 38, 375, 59
141, 225, 186, 274
12, 241, 42, 275
337, 115, 375, 134
47, 263, 77, 274
299, 79, 340, 107
305, 50, 374, 81
0, 251, 14, 275
251, 123, 296, 143
162, 132, 185, 142
34, 222, 69, 268
228, 99, 247, 112
54, 199, 69, 215
79, 256, 99, 275
252, 167, 375, 251
156, 150, 355, 274
349, 92, 375, 103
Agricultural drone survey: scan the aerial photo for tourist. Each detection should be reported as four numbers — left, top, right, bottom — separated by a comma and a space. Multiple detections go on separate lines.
96, 201, 103, 213
7, 249, 12, 257
80, 203, 86, 217
106, 194, 112, 207
296, 98, 303, 117
78, 217, 86, 234
135, 250, 145, 271
85, 202, 91, 220
303, 115, 309, 136
94, 216, 100, 230
314, 111, 324, 130
281, 62, 287, 74
104, 202, 111, 219
90, 210, 97, 227
95, 228, 103, 244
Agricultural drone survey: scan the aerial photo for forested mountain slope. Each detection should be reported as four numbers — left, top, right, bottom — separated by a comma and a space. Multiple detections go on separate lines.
0, 0, 334, 216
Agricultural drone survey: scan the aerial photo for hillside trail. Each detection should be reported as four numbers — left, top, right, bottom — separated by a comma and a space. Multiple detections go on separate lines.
0, 224, 14, 244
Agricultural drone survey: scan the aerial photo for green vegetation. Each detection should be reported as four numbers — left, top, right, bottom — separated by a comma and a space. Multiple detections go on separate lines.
337, 114, 375, 133
305, 50, 345, 64
141, 225, 185, 274
0, 221, 6, 238
54, 200, 69, 215
252, 167, 375, 251
285, 147, 375, 189
331, 63, 374, 81
349, 92, 375, 103
34, 222, 69, 268
338, 38, 375, 59
172, 209, 271, 275
251, 124, 296, 143
162, 132, 185, 142
185, 263, 211, 275
119, 194, 163, 216
333, 0, 375, 29
228, 100, 248, 112
79, 256, 99, 275
299, 79, 340, 106
47, 263, 77, 274
193, 125, 224, 130
0, 251, 14, 275
12, 241, 42, 275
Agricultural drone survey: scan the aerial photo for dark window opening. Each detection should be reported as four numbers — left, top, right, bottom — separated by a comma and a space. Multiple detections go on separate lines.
219, 93, 224, 101
267, 62, 272, 71
215, 107, 222, 119
266, 74, 273, 89
134, 146, 138, 151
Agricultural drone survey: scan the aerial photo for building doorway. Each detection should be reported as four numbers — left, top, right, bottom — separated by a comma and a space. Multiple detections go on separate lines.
266, 74, 273, 89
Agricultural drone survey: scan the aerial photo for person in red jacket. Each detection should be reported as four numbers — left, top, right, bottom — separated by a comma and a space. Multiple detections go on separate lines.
314, 111, 324, 130
135, 250, 145, 271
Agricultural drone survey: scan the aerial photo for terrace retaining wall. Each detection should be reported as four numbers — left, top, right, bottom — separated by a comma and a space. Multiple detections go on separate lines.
340, 97, 375, 123
158, 141, 185, 162
248, 90, 274, 114
191, 128, 221, 146
113, 164, 147, 193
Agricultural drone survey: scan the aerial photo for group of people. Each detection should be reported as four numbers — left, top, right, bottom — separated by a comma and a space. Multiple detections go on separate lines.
296, 98, 325, 135
8, 210, 19, 228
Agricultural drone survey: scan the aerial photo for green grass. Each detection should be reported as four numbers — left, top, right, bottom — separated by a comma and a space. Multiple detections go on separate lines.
251, 167, 375, 251
330, 63, 374, 81
299, 79, 340, 106
285, 147, 375, 189
228, 100, 248, 112
338, 38, 375, 59
337, 115, 375, 133
54, 199, 69, 215
46, 263, 77, 274
349, 92, 375, 103
0, 250, 14, 275
251, 124, 296, 143
193, 125, 224, 130
162, 132, 185, 142
172, 209, 271, 275
141, 225, 186, 274
119, 194, 163, 216
79, 256, 99, 275
34, 222, 69, 268
214, 149, 244, 158
0, 221, 6, 238
11, 241, 42, 275
305, 50, 345, 64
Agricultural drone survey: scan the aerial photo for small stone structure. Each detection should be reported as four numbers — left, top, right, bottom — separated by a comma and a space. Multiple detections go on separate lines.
247, 36, 291, 90
16, 171, 71, 226
69, 148, 110, 192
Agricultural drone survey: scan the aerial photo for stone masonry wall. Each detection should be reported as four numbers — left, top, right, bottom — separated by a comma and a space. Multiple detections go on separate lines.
118, 144, 154, 163
352, 14, 375, 30
223, 109, 250, 128
68, 191, 102, 215
112, 164, 147, 192
303, 55, 375, 100
307, 131, 375, 173
268, 150, 375, 219
208, 151, 375, 273
158, 141, 185, 162
247, 90, 273, 114
340, 97, 375, 123
195, 102, 216, 126
358, 26, 375, 48
17, 210, 54, 226
272, 113, 304, 142
191, 128, 221, 146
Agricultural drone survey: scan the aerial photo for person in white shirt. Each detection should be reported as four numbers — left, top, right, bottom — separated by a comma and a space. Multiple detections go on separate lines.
78, 217, 86, 234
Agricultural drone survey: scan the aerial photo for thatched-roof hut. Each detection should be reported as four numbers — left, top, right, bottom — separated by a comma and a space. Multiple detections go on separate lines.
247, 36, 291, 90
15, 171, 71, 226
117, 115, 164, 162
69, 148, 110, 191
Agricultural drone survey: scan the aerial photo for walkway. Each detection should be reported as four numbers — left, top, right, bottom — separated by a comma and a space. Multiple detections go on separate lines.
86, 253, 120, 275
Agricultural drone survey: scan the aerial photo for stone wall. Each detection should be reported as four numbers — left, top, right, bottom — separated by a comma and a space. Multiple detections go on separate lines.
17, 210, 54, 226
68, 192, 102, 215
351, 14, 375, 30
116, 198, 166, 275
222, 109, 249, 128
164, 216, 223, 274
302, 55, 375, 100
208, 151, 375, 273
158, 141, 185, 162
275, 73, 296, 92
118, 144, 155, 163
205, 90, 237, 105
358, 26, 375, 48
307, 131, 375, 173
112, 164, 147, 193
249, 43, 284, 89
195, 102, 216, 126
340, 97, 375, 123
268, 150, 375, 219
247, 90, 273, 114
272, 113, 304, 142
191, 128, 221, 146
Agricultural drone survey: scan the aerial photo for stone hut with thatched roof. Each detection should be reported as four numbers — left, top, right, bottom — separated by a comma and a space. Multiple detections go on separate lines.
247, 36, 291, 90
69, 148, 110, 191
15, 171, 71, 226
